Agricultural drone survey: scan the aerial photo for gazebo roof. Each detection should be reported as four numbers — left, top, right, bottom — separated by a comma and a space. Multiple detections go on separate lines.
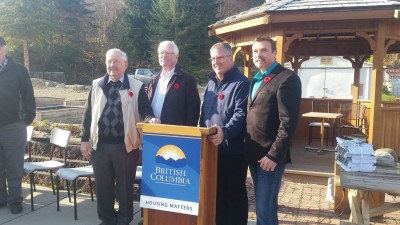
211, 0, 400, 27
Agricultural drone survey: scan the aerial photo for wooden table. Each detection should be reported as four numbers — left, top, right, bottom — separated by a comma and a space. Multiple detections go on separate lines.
302, 112, 343, 153
340, 163, 400, 224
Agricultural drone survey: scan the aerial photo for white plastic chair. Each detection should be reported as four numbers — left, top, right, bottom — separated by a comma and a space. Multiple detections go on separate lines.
24, 128, 71, 211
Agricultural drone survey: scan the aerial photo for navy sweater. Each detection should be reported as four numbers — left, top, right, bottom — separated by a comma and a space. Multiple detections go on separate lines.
200, 66, 250, 155
0, 57, 36, 127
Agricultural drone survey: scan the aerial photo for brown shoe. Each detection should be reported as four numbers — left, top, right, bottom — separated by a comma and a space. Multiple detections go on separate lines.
10, 202, 23, 214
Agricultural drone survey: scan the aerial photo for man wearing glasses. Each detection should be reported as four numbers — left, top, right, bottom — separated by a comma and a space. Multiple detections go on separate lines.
200, 42, 250, 225
146, 41, 200, 126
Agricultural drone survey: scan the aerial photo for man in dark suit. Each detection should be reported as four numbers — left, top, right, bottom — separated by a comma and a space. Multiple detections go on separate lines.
146, 41, 200, 126
245, 36, 302, 225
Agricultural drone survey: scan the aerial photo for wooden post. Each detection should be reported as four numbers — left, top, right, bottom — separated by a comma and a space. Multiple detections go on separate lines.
369, 21, 385, 148
275, 33, 285, 65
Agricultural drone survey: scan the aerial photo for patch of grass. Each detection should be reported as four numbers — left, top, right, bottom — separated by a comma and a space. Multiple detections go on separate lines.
382, 94, 399, 101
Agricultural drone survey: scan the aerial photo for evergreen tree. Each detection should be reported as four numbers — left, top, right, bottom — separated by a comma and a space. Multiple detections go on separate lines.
46, 0, 98, 83
108, 0, 153, 69
147, 0, 218, 67
0, 0, 52, 71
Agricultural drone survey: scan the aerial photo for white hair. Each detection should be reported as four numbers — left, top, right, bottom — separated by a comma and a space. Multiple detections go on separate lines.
106, 48, 128, 61
158, 41, 179, 56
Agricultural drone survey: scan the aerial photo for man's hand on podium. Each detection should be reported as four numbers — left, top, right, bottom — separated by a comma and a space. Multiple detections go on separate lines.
208, 125, 224, 146
149, 118, 161, 124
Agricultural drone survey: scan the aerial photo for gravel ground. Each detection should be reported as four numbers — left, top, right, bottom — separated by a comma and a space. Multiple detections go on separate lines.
32, 78, 206, 102
34, 86, 90, 101
32, 78, 90, 101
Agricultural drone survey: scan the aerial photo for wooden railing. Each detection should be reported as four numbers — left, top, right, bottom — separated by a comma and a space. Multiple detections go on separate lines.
379, 107, 400, 156
296, 98, 400, 156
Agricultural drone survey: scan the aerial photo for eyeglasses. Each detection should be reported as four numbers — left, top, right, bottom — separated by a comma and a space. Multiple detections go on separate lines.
209, 55, 231, 62
158, 51, 175, 56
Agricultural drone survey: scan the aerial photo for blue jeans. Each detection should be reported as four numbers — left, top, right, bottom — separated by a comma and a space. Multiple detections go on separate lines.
248, 162, 286, 225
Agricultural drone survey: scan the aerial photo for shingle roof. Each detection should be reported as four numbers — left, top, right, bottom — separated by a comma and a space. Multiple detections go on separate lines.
211, 0, 400, 27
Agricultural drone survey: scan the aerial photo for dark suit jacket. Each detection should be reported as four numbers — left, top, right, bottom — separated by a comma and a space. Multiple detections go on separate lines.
245, 64, 302, 164
146, 66, 200, 126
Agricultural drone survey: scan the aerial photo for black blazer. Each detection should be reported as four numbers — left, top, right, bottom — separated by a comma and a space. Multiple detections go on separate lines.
245, 64, 302, 164
146, 66, 201, 126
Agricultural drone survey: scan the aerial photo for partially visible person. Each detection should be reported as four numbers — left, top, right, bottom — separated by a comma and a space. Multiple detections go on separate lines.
245, 36, 302, 225
0, 36, 36, 214
199, 42, 250, 225
81, 48, 158, 225
146, 40, 200, 126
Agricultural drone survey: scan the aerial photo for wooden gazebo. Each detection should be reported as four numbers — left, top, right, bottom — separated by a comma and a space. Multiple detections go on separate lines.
209, 0, 400, 154
209, 0, 400, 212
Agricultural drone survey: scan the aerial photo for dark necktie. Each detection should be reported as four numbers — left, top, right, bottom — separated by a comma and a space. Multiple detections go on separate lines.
99, 80, 124, 138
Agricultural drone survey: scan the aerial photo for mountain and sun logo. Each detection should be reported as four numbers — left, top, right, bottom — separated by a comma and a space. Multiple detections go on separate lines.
155, 145, 187, 168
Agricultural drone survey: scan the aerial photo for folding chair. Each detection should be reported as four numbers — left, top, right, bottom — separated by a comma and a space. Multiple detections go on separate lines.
56, 164, 94, 220
24, 126, 34, 161
24, 128, 71, 211
336, 103, 368, 142
308, 100, 331, 146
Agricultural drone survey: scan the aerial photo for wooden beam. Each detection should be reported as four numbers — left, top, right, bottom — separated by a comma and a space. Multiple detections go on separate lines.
244, 53, 251, 78
343, 56, 360, 103
230, 41, 254, 48
286, 39, 372, 57
356, 32, 377, 51
394, 9, 400, 19
370, 202, 400, 217
232, 47, 242, 61
269, 9, 395, 23
213, 16, 269, 35
385, 39, 396, 53
283, 33, 303, 53
386, 35, 400, 42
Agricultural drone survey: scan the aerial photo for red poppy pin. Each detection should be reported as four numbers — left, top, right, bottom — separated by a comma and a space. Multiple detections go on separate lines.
174, 83, 180, 89
129, 91, 134, 97
218, 93, 224, 100
264, 76, 272, 83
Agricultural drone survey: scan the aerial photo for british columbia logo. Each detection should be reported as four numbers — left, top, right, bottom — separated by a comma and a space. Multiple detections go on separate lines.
155, 145, 187, 167
151, 145, 190, 185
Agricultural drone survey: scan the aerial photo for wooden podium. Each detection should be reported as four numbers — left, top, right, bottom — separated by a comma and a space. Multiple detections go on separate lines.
137, 123, 217, 225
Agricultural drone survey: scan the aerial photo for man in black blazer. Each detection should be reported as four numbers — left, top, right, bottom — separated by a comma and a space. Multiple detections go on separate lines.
146, 41, 200, 126
245, 36, 302, 225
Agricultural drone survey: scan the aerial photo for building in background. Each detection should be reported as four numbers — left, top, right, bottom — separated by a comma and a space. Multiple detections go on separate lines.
384, 68, 400, 97
287, 56, 374, 100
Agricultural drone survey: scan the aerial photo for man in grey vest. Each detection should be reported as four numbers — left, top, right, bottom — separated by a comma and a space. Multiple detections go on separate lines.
81, 48, 158, 225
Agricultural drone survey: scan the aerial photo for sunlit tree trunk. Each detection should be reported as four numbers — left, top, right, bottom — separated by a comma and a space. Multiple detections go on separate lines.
23, 39, 30, 72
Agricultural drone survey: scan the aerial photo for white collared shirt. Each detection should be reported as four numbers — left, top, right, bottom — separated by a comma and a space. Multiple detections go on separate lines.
108, 76, 124, 84
151, 67, 175, 119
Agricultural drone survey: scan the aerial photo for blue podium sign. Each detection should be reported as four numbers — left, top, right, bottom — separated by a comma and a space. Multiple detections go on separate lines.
140, 129, 202, 216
